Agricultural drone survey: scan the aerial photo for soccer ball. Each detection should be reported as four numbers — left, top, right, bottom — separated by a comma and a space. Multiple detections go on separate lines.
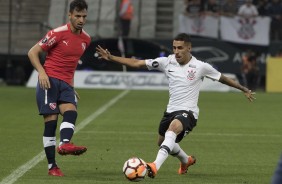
122, 157, 147, 182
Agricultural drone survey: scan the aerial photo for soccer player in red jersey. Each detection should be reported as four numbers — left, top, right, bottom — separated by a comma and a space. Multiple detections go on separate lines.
28, 0, 91, 177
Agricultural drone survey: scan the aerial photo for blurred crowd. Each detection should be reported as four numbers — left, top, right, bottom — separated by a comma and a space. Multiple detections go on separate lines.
182, 0, 282, 41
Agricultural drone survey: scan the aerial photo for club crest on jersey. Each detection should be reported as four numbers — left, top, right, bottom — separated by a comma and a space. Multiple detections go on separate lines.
82, 43, 86, 51
187, 70, 196, 80
49, 103, 57, 110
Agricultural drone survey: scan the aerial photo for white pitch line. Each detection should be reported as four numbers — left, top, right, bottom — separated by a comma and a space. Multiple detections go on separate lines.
82, 130, 282, 138
0, 90, 129, 184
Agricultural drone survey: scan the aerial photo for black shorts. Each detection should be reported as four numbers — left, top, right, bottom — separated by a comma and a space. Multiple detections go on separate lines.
158, 110, 197, 143
36, 77, 77, 115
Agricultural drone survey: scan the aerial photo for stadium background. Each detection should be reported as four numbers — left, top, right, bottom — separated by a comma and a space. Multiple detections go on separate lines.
0, 0, 282, 90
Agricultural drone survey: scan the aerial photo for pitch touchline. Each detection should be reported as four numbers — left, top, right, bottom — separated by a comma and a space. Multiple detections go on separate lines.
82, 131, 282, 137
0, 90, 130, 184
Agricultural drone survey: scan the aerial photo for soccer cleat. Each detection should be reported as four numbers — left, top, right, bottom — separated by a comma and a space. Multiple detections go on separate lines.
48, 166, 64, 177
178, 155, 196, 174
146, 162, 157, 178
57, 143, 87, 156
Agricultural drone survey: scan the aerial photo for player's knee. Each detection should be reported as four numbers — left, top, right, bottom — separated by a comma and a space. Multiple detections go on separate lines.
168, 119, 183, 134
43, 114, 58, 122
62, 110, 77, 125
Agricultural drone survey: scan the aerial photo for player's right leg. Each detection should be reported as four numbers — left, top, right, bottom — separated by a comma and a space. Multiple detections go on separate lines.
37, 79, 63, 176
171, 111, 197, 174
43, 115, 64, 176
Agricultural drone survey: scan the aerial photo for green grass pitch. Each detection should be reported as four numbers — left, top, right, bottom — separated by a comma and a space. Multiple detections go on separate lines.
0, 86, 281, 184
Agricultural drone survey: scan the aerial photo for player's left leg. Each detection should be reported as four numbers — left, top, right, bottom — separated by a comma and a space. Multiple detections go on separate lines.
56, 81, 87, 155
59, 104, 77, 145
170, 143, 190, 164
171, 143, 196, 174
57, 103, 87, 155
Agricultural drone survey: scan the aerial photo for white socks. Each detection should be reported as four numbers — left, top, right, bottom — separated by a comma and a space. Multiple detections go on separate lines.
154, 131, 176, 170
153, 131, 190, 170
171, 143, 189, 164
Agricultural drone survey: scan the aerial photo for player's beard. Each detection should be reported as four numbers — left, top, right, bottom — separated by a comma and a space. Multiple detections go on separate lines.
75, 24, 83, 30
70, 18, 84, 33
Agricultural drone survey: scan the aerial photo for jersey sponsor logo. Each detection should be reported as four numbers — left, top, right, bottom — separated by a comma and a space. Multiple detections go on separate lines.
152, 61, 159, 68
49, 103, 57, 110
82, 43, 86, 51
187, 70, 196, 80
63, 40, 69, 46
46, 36, 56, 47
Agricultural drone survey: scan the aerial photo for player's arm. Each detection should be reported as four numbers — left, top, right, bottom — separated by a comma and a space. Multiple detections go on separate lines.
96, 45, 147, 69
219, 74, 256, 102
28, 43, 50, 89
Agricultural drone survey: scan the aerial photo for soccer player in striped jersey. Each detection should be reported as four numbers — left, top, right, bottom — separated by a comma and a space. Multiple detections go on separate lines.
96, 33, 255, 178
28, 0, 91, 177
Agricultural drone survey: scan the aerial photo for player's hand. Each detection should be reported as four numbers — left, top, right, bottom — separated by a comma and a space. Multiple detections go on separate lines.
96, 45, 112, 61
74, 90, 80, 100
38, 71, 50, 90
244, 90, 256, 102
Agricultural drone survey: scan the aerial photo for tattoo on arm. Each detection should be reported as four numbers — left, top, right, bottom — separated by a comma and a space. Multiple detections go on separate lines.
219, 74, 248, 92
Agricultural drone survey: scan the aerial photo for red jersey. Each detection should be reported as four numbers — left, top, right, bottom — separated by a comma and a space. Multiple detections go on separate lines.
39, 23, 91, 86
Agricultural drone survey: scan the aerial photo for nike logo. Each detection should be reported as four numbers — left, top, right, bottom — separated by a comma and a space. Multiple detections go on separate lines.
168, 70, 174, 72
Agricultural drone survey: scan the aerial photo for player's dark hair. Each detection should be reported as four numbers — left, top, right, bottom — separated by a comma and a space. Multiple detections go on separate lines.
69, 0, 88, 13
174, 33, 191, 44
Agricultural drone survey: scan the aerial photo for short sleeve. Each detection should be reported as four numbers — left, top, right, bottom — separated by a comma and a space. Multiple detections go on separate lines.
145, 57, 168, 72
203, 62, 221, 81
38, 30, 60, 51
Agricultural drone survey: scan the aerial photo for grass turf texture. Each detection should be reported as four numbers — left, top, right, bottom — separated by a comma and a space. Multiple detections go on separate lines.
0, 86, 281, 184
